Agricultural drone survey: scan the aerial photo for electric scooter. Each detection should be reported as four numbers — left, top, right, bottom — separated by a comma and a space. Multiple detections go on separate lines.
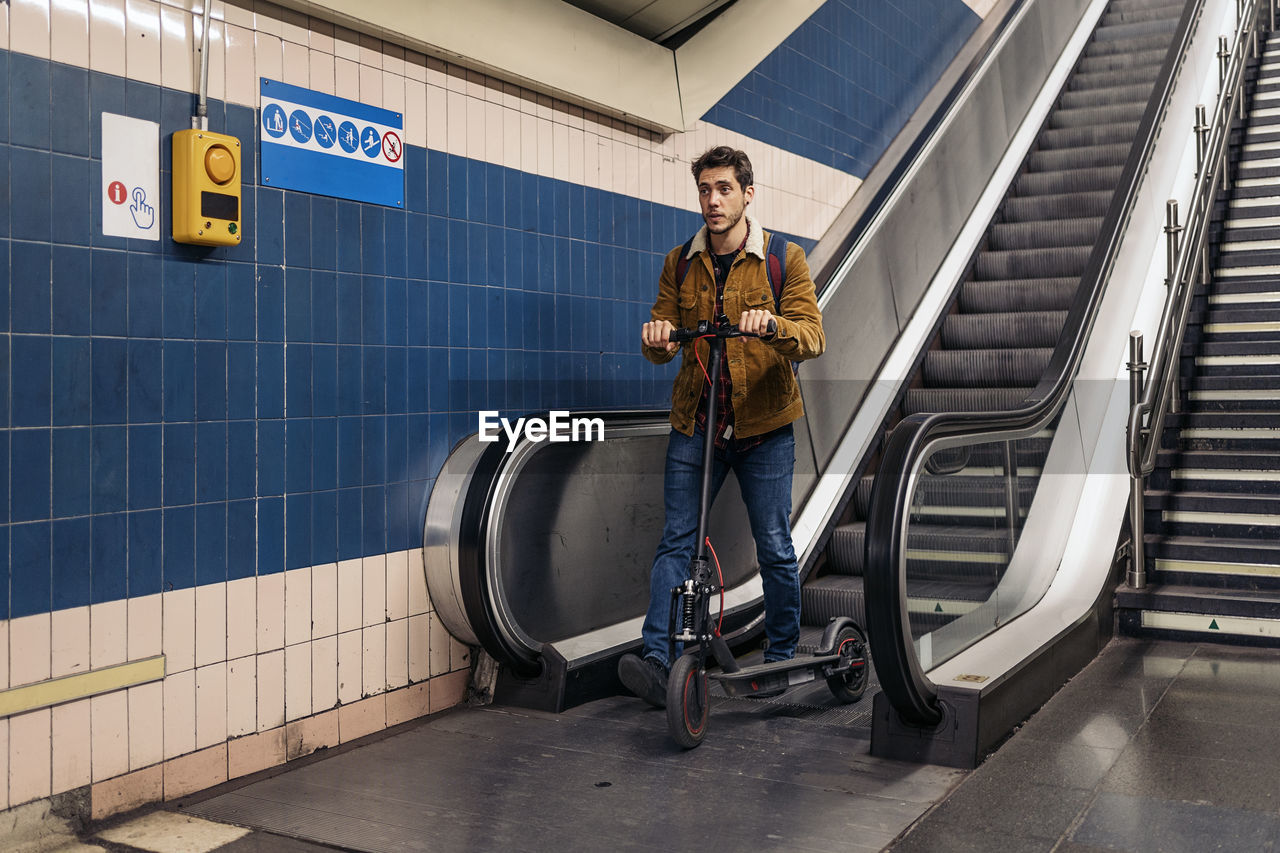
662, 315, 869, 749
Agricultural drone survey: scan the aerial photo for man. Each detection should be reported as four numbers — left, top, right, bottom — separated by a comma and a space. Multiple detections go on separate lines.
618, 146, 825, 708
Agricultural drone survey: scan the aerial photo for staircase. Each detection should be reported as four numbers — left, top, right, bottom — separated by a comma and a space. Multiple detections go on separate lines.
1118, 30, 1280, 646
798, 0, 1188, 649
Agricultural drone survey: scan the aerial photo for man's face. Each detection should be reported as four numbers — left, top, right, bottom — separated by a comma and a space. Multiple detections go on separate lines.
697, 166, 754, 235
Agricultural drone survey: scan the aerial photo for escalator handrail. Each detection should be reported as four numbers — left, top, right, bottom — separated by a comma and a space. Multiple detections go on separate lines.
864, 0, 1220, 728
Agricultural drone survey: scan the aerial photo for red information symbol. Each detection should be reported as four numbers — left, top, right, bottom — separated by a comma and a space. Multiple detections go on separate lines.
381, 131, 402, 163
108, 181, 128, 205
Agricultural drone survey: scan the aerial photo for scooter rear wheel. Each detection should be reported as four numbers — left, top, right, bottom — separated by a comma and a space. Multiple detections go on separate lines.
826, 625, 869, 704
666, 653, 709, 748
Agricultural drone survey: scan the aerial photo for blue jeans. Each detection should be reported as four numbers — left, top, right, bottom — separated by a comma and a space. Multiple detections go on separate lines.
640, 425, 800, 667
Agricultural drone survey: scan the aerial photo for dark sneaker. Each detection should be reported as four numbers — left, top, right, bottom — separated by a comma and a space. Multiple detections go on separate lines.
618, 654, 668, 708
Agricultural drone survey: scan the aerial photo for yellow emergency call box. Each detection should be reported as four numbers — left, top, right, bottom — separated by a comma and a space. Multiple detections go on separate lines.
172, 129, 242, 246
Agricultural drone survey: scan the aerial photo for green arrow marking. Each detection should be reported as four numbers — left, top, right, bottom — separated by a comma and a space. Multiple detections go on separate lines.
935, 603, 943, 613
1209, 619, 1220, 630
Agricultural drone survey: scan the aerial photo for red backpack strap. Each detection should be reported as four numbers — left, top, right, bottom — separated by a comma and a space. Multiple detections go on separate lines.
766, 233, 788, 314
674, 235, 696, 286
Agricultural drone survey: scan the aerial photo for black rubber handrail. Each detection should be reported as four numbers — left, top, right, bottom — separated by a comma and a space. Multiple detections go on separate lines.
863, 0, 1215, 727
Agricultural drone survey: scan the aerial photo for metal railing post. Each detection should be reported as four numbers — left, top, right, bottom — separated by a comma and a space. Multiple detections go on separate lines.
1128, 332, 1148, 590
1165, 200, 1182, 290
1196, 105, 1211, 284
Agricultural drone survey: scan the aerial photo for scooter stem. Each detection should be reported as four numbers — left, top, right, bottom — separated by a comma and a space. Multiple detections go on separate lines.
694, 334, 724, 562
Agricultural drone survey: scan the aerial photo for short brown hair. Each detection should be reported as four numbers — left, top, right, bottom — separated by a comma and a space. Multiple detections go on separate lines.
691, 146, 753, 192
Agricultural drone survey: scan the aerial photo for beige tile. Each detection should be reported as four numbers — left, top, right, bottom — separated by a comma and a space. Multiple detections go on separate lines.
501, 107, 521, 171
226, 655, 257, 737
359, 63, 381, 107
159, 2, 192, 91
334, 55, 359, 101
195, 663, 228, 749
90, 691, 129, 784
283, 566, 311, 648
405, 50, 427, 84
425, 84, 447, 152
336, 559, 361, 633
283, 642, 311, 722
337, 694, 384, 744
429, 669, 469, 714
281, 37, 307, 87
0, 718, 8, 809
10, 0, 51, 59
195, 583, 227, 668
0, 622, 8, 689
336, 629, 361, 705
310, 562, 337, 639
256, 571, 284, 652
51, 699, 92, 794
284, 707, 338, 760
163, 587, 196, 674
124, 0, 160, 85
519, 112, 538, 175
127, 681, 164, 770
383, 69, 405, 117
163, 743, 227, 800
98, 810, 250, 850
310, 635, 337, 713
357, 31, 381, 67
256, 649, 285, 732
407, 613, 429, 683
10, 708, 52, 805
91, 764, 162, 821
222, 0, 252, 28
552, 122, 569, 182
225, 577, 256, 661
467, 97, 486, 162
10, 613, 51, 687
128, 594, 163, 661
87, 0, 126, 77
255, 30, 282, 84
361, 555, 385, 627
361, 624, 385, 697
427, 612, 451, 678
205, 18, 226, 104
227, 726, 285, 779
385, 618, 408, 690
385, 682, 429, 727
253, 0, 282, 37
278, 3, 306, 45
91, 599, 128, 670
332, 24, 359, 61
162, 668, 195, 761
450, 636, 471, 674
51, 606, 91, 679
309, 47, 335, 96
407, 548, 429, 617
308, 17, 334, 53
446, 89, 466, 156
224, 23, 255, 107
51, 0, 90, 66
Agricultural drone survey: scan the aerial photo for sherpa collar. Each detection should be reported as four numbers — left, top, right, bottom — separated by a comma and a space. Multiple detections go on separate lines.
686, 213, 765, 261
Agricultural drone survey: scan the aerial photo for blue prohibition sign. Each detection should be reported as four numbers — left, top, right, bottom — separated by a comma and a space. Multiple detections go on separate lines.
262, 104, 287, 138
360, 126, 382, 158
289, 110, 313, 144
314, 115, 337, 149
338, 121, 359, 153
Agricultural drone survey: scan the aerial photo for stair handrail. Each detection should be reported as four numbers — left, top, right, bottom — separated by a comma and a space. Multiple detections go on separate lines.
863, 0, 1249, 728
1125, 0, 1265, 590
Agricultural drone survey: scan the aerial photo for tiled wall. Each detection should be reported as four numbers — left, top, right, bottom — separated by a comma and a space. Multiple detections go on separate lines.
0, 0, 976, 820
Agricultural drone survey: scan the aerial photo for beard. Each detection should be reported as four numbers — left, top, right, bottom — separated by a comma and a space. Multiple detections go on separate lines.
705, 206, 743, 235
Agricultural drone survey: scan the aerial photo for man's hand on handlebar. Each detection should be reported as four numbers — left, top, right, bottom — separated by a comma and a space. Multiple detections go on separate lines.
739, 309, 776, 339
643, 319, 678, 353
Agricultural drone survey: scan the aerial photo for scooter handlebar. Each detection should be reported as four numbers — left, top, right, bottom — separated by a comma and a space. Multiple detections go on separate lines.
668, 318, 777, 343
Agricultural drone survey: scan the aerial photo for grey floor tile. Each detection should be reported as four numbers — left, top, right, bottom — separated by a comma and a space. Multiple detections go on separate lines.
970, 732, 1123, 792
889, 822, 1058, 853
912, 776, 1094, 842
1133, 707, 1280, 765
1099, 746, 1280, 815
1072, 791, 1280, 853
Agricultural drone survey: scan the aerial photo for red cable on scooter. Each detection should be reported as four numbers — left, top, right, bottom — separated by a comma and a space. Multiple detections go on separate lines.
706, 537, 724, 635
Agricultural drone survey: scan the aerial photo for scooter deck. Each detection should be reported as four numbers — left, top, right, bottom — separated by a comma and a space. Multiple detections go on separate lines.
708, 654, 844, 699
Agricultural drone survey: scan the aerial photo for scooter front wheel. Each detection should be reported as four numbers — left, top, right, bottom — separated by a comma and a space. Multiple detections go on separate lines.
666, 653, 709, 748
826, 625, 870, 704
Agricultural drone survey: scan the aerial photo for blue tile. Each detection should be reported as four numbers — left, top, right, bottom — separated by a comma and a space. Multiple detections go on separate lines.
447, 154, 468, 220
162, 421, 195, 506
283, 343, 311, 418
92, 338, 128, 425
385, 277, 407, 347
504, 230, 523, 291
227, 420, 256, 501
447, 219, 468, 285
11, 521, 51, 617
362, 276, 385, 345
52, 337, 91, 427
485, 163, 504, 227
427, 150, 448, 217
485, 286, 503, 350
256, 495, 284, 575
227, 341, 255, 421
520, 231, 538, 293
0, 52, 9, 144
467, 222, 487, 286
336, 487, 361, 561
407, 414, 430, 482
128, 509, 163, 596
336, 273, 361, 344
427, 215, 449, 281
520, 172, 539, 234
0, 239, 9, 329
284, 191, 310, 268
387, 480, 410, 552
337, 415, 361, 489
312, 416, 337, 492
163, 505, 195, 590
89, 512, 127, 605
406, 347, 429, 414
257, 265, 284, 342
51, 517, 91, 609
11, 241, 51, 334
362, 346, 385, 414
0, 431, 9, 520
466, 284, 486, 348
311, 488, 337, 565
385, 213, 406, 278
386, 414, 407, 484
196, 420, 227, 504
446, 347, 469, 412
196, 502, 227, 585
361, 485, 384, 555
52, 427, 91, 518
311, 197, 337, 271
256, 188, 284, 266
162, 257, 195, 339
162, 340, 195, 423
406, 145, 427, 213
536, 236, 555, 294
362, 415, 385, 486
257, 342, 284, 419
362, 205, 385, 275
285, 492, 311, 571
407, 214, 428, 280
11, 148, 52, 243
312, 344, 337, 417
311, 270, 337, 344
406, 280, 428, 343
336, 201, 361, 273
226, 499, 256, 580
51, 153, 91, 246
88, 72, 125, 158
485, 225, 504, 288
12, 335, 51, 427
385, 347, 406, 416
285, 417, 312, 493
10, 54, 51, 149
195, 262, 227, 340
466, 349, 486, 411
553, 182, 571, 239
427, 281, 448, 349
51, 63, 90, 156
226, 263, 256, 341
125, 252, 163, 339
539, 181, 558, 238
128, 423, 162, 511
284, 269, 311, 345
337, 345, 361, 416
257, 420, 285, 497
91, 425, 127, 514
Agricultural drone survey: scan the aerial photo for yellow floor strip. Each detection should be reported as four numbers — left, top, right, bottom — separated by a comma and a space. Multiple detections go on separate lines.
1208, 290, 1280, 304
907, 598, 981, 616
1161, 510, 1280, 527
1203, 321, 1280, 333
906, 549, 1008, 564
1172, 467, 1280, 480
1141, 610, 1280, 638
1154, 558, 1280, 577
0, 655, 165, 718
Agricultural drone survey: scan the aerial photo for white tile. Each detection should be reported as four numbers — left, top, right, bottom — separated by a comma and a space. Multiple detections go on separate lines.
196, 583, 227, 668
537, 120, 554, 178
309, 18, 334, 53
466, 96, 486, 160
0, 1, 9, 52
163, 588, 196, 674
583, 135, 599, 196
10, 0, 51, 59
124, 0, 161, 85
332, 24, 359, 61
310, 635, 337, 712
51, 699, 92, 793
205, 17, 226, 103
552, 122, 569, 182
426, 84, 448, 152
256, 648, 284, 732
334, 55, 359, 101
382, 44, 404, 78
226, 655, 256, 737
407, 613, 429, 683
90, 691, 129, 782
278, 4, 307, 46
128, 593, 163, 661
405, 78, 427, 150
195, 662, 228, 748
406, 548, 429, 617
9, 709, 51, 804
446, 89, 467, 157
310, 562, 337, 639
0, 719, 9, 808
284, 641, 311, 722
568, 127, 584, 187
226, 576, 257, 660
91, 599, 128, 670
336, 558, 361, 633
51, 0, 90, 67
336, 629, 361, 704
484, 100, 504, 166
51, 606, 90, 679
223, 0, 251, 28
385, 618, 408, 690
224, 23, 255, 107
309, 47, 335, 95
624, 143, 640, 198
357, 31, 381, 68
385, 551, 409, 622
361, 624, 385, 697
361, 555, 385, 628
359, 63, 382, 107
10, 613, 51, 687
255, 30, 282, 85
252, 0, 282, 37
383, 69, 405, 117
500, 106, 521, 171
162, 668, 195, 760
127, 681, 164, 770
405, 51, 426, 84
0, 624, 8, 688
428, 612, 451, 678
257, 571, 285, 652
449, 635, 471, 674
284, 566, 311, 648
281, 37, 307, 87
159, 2, 192, 91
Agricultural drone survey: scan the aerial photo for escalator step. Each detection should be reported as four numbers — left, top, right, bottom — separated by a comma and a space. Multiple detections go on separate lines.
960, 277, 1079, 312
904, 386, 1035, 414
922, 347, 1054, 386
942, 311, 1068, 349
990, 217, 1102, 249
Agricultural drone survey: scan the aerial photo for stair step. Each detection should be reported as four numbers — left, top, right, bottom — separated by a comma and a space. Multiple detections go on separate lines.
1118, 584, 1280, 645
